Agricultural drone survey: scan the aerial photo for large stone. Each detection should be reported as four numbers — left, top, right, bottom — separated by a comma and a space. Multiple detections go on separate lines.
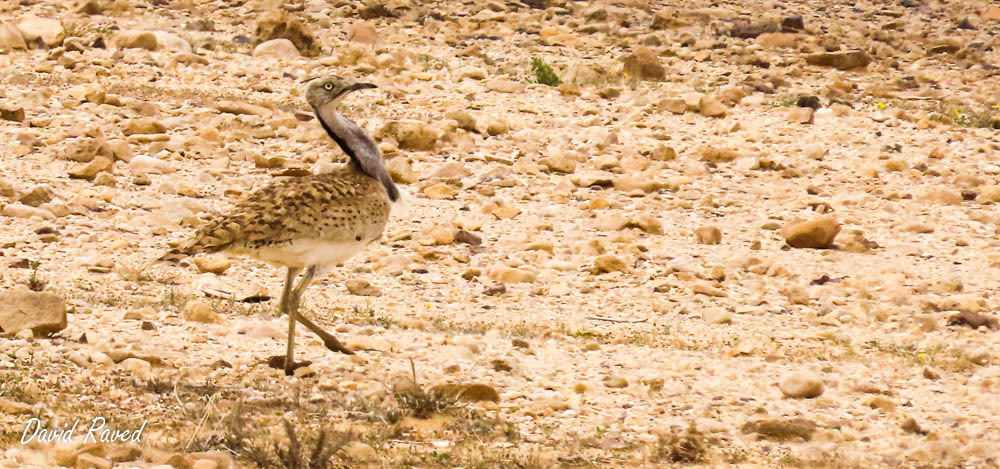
68, 156, 113, 180
152, 31, 191, 52
115, 30, 158, 50
621, 46, 665, 81
129, 155, 176, 176
386, 157, 418, 184
252, 38, 300, 59
375, 120, 439, 151
782, 216, 840, 249
487, 267, 536, 283
3, 203, 56, 220
805, 50, 872, 70
0, 286, 67, 336
254, 10, 318, 56
63, 137, 112, 163
16, 16, 64, 47
779, 371, 824, 398
0, 22, 27, 52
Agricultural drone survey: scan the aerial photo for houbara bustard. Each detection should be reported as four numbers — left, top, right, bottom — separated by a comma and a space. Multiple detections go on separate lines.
163, 75, 400, 375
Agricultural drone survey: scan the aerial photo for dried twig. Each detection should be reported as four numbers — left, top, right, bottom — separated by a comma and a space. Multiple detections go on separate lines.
586, 316, 648, 324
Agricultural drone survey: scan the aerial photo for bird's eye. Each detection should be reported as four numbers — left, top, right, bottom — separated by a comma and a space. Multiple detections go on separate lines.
324, 83, 334, 91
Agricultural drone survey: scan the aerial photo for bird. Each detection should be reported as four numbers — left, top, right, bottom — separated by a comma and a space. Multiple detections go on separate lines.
162, 75, 400, 375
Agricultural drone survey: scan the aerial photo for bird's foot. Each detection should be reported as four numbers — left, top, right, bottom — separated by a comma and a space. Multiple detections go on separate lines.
266, 355, 313, 374
323, 338, 355, 355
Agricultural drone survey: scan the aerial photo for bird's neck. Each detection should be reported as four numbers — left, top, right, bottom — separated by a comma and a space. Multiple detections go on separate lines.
314, 104, 400, 202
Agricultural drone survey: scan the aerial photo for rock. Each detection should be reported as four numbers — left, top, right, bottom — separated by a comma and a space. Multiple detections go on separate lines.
779, 372, 824, 398
346, 22, 377, 45
63, 137, 112, 163
123, 118, 166, 135
755, 32, 799, 49
781, 15, 805, 31
901, 417, 924, 435
3, 203, 56, 220
621, 46, 665, 81
948, 311, 999, 330
699, 147, 740, 163
422, 183, 457, 200
152, 31, 191, 52
376, 120, 438, 151
487, 266, 536, 283
16, 16, 64, 47
114, 30, 158, 50
254, 10, 318, 56
17, 185, 54, 207
119, 358, 153, 380
650, 145, 676, 161
695, 226, 722, 245
485, 78, 525, 93
968, 348, 991, 366
75, 454, 112, 469
604, 376, 628, 388
429, 383, 500, 402
68, 156, 113, 181
483, 117, 509, 136
0, 105, 24, 122
345, 279, 381, 297
922, 187, 963, 205
252, 38, 300, 59
445, 110, 477, 131
729, 21, 779, 39
984, 7, 1000, 21
741, 418, 817, 441
129, 155, 176, 176
540, 154, 577, 174
699, 96, 727, 117
805, 50, 872, 70
702, 307, 733, 324
0, 286, 67, 336
782, 216, 840, 249
386, 158, 418, 184
659, 98, 687, 114
340, 442, 376, 462
626, 215, 662, 234
787, 107, 814, 124
0, 22, 27, 52
106, 139, 133, 162
183, 300, 222, 324
194, 256, 232, 275
592, 255, 627, 274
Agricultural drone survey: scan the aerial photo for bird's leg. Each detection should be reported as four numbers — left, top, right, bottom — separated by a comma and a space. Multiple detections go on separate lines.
289, 266, 354, 355
279, 267, 302, 318
284, 268, 303, 376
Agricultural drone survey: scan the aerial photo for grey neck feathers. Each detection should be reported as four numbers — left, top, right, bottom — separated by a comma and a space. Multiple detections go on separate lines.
313, 104, 399, 202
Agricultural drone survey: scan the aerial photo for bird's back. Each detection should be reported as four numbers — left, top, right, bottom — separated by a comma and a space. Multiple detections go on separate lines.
173, 167, 391, 267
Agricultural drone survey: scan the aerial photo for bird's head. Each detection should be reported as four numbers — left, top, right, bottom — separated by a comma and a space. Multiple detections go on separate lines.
301, 75, 377, 109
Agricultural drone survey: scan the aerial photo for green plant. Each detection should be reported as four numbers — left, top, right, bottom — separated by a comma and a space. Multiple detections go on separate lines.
27, 260, 44, 291
530, 57, 561, 86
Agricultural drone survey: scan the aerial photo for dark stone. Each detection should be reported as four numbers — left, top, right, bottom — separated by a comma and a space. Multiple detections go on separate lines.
781, 15, 805, 32
728, 21, 779, 39
796, 95, 822, 109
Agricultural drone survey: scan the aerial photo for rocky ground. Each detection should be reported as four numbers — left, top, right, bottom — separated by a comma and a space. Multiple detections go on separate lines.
1, 0, 1000, 467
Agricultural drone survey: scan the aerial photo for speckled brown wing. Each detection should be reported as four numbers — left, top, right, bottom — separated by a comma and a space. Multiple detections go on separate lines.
170, 168, 391, 257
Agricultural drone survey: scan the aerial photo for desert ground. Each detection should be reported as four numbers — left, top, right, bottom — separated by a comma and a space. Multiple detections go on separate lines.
1, 0, 1000, 467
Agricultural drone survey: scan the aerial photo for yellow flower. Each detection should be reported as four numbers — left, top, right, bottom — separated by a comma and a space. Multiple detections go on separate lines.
877, 102, 885, 109
918, 353, 927, 361
954, 109, 961, 116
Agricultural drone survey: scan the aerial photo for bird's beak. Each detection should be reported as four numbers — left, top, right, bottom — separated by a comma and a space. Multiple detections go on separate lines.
345, 82, 377, 92
299, 76, 319, 84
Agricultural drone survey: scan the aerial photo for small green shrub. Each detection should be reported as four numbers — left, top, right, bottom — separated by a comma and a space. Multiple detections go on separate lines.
530, 57, 561, 86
